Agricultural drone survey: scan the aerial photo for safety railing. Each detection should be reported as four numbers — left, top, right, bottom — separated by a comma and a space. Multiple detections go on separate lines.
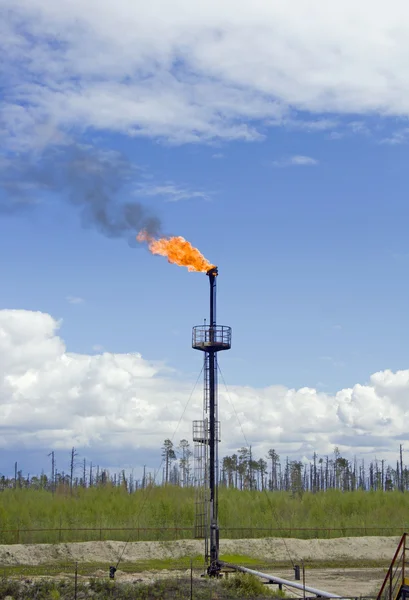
192, 325, 231, 350
377, 533, 408, 600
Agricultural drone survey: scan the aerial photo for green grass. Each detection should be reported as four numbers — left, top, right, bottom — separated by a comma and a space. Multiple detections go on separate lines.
0, 556, 266, 579
0, 576, 284, 599
0, 556, 392, 579
219, 554, 263, 566
222, 572, 277, 598
0, 485, 408, 544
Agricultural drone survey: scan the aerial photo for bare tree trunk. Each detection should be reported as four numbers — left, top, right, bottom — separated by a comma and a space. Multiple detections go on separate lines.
48, 451, 55, 494
70, 447, 77, 494
400, 444, 404, 492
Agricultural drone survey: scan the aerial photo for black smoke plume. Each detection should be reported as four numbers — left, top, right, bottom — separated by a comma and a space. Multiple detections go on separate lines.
0, 144, 161, 239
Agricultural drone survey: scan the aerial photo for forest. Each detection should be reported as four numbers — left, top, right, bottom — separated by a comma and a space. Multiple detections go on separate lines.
1, 441, 407, 494
1, 442, 409, 545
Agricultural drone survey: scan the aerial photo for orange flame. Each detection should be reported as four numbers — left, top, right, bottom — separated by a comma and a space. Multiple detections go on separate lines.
137, 231, 215, 273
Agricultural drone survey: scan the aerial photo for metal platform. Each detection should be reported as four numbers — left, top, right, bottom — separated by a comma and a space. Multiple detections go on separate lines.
193, 420, 221, 444
192, 325, 231, 352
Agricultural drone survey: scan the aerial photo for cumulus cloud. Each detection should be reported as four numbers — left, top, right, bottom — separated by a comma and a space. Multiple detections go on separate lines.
0, 309, 408, 466
3, 1, 409, 148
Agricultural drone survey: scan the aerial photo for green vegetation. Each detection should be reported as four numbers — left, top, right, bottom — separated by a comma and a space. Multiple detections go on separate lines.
0, 576, 285, 599
0, 556, 279, 580
0, 556, 391, 580
1, 485, 408, 544
0, 559, 204, 579
222, 572, 277, 598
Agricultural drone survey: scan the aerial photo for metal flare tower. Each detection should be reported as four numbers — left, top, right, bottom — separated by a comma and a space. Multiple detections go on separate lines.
192, 266, 231, 576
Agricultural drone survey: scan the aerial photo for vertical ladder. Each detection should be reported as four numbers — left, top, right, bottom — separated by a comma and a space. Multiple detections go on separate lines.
192, 353, 212, 560
204, 353, 210, 412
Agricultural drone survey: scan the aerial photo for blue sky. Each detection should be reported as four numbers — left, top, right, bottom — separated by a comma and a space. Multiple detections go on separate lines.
2, 118, 408, 392
2, 0, 409, 478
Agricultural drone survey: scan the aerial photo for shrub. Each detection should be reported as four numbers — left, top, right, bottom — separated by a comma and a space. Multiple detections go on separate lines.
222, 572, 275, 598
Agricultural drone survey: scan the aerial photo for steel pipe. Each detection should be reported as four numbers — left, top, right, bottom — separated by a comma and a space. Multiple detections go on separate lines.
220, 562, 342, 598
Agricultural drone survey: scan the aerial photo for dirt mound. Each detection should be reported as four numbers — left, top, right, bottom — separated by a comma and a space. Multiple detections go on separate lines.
220, 535, 399, 562
0, 536, 400, 566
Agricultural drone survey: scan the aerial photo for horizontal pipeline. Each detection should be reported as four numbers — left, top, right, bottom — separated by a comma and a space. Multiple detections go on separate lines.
220, 562, 342, 599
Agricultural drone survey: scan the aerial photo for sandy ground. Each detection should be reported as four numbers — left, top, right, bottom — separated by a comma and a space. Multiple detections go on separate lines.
0, 536, 400, 566
253, 567, 384, 597
0, 537, 396, 596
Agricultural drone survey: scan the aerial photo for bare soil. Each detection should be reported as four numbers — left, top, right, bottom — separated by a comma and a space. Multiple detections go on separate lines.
0, 536, 400, 566
257, 567, 384, 597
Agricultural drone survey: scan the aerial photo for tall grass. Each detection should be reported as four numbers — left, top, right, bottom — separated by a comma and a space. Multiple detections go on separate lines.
1, 486, 408, 544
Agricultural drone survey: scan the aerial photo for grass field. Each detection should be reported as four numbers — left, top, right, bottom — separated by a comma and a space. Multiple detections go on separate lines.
1, 485, 408, 544
0, 555, 392, 580
0, 573, 278, 600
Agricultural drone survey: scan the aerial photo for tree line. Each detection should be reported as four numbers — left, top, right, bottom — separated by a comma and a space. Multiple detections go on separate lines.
162, 440, 409, 494
1, 442, 407, 494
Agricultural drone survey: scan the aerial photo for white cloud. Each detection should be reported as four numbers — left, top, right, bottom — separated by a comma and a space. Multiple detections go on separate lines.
269, 118, 338, 132
272, 155, 319, 168
347, 121, 370, 135
380, 127, 409, 145
134, 182, 211, 203
66, 296, 84, 305
1, 309, 409, 464
3, 1, 409, 147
